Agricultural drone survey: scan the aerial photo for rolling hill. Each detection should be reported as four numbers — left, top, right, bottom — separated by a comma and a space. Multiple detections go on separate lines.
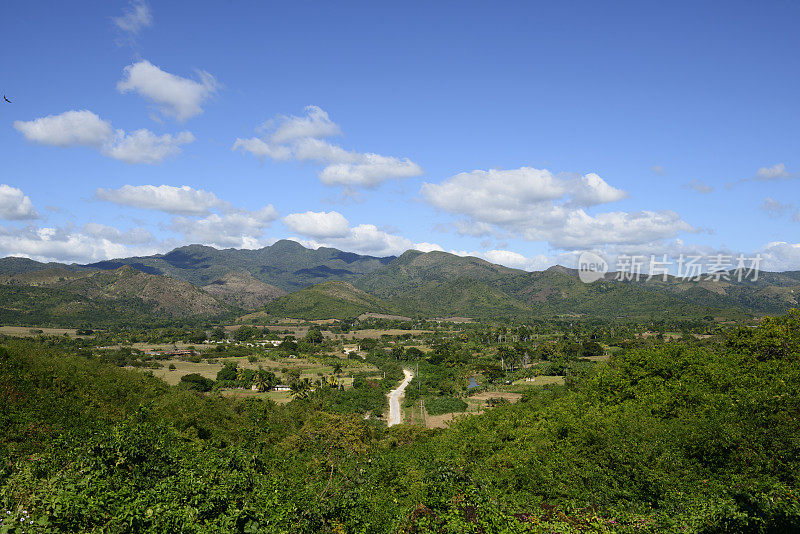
60, 266, 228, 317
0, 266, 231, 326
262, 280, 395, 320
201, 271, 287, 309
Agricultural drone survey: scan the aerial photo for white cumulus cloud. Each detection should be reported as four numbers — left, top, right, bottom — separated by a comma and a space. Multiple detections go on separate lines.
265, 105, 341, 144
95, 184, 279, 250
229, 137, 292, 161
95, 185, 227, 215
14, 110, 194, 164
81, 223, 155, 245
413, 242, 444, 253
0, 225, 164, 264
422, 166, 693, 250
477, 249, 552, 271
0, 185, 39, 220
14, 110, 114, 147
103, 130, 195, 164
169, 206, 279, 249
540, 209, 695, 250
758, 241, 800, 271
283, 211, 351, 239
234, 105, 423, 188
319, 155, 424, 188
570, 173, 628, 206
288, 221, 440, 257
118, 60, 218, 121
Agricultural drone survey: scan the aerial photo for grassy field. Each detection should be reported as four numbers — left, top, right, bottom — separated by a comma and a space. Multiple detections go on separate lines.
140, 360, 224, 385
511, 375, 566, 387
219, 389, 294, 404
341, 329, 435, 339
112, 342, 213, 352
0, 326, 88, 338
132, 353, 380, 387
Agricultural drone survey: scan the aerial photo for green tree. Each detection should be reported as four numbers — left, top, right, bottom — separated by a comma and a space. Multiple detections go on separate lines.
210, 326, 227, 341
178, 373, 213, 392
216, 362, 237, 381
233, 325, 259, 342
305, 328, 324, 344
187, 330, 207, 344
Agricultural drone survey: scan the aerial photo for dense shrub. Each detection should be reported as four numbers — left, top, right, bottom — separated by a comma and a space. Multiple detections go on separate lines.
178, 372, 214, 391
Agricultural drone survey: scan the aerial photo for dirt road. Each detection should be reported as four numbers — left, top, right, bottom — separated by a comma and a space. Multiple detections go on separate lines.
387, 368, 414, 427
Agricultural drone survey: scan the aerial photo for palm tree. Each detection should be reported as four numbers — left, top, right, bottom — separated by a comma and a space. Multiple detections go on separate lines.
332, 363, 344, 390
236, 366, 247, 385
291, 378, 310, 399
253, 366, 271, 392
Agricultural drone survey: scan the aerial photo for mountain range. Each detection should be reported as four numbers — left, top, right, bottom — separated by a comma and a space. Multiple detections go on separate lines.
1, 240, 798, 325
80, 240, 394, 291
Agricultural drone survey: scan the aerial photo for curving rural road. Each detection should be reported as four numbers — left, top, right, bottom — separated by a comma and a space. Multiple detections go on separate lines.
387, 369, 414, 427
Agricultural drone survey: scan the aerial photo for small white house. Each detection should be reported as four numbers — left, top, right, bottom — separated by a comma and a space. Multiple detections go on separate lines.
273, 384, 291, 391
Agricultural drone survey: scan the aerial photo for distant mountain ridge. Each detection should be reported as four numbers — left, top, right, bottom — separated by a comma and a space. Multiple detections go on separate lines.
2, 242, 799, 323
82, 240, 394, 291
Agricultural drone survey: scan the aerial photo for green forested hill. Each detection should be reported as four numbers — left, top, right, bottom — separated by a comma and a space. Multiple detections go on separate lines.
262, 280, 395, 319
60, 266, 229, 317
0, 266, 232, 326
355, 250, 520, 296
502, 268, 749, 319
0, 285, 171, 327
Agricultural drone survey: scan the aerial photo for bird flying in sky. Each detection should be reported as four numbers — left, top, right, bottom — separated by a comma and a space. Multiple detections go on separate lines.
3, 95, 11, 103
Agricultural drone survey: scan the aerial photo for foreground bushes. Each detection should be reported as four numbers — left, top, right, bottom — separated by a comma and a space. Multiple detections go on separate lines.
2, 312, 800, 532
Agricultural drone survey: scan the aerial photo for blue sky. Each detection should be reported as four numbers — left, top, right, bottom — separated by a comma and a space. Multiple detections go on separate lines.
1, 1, 799, 271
